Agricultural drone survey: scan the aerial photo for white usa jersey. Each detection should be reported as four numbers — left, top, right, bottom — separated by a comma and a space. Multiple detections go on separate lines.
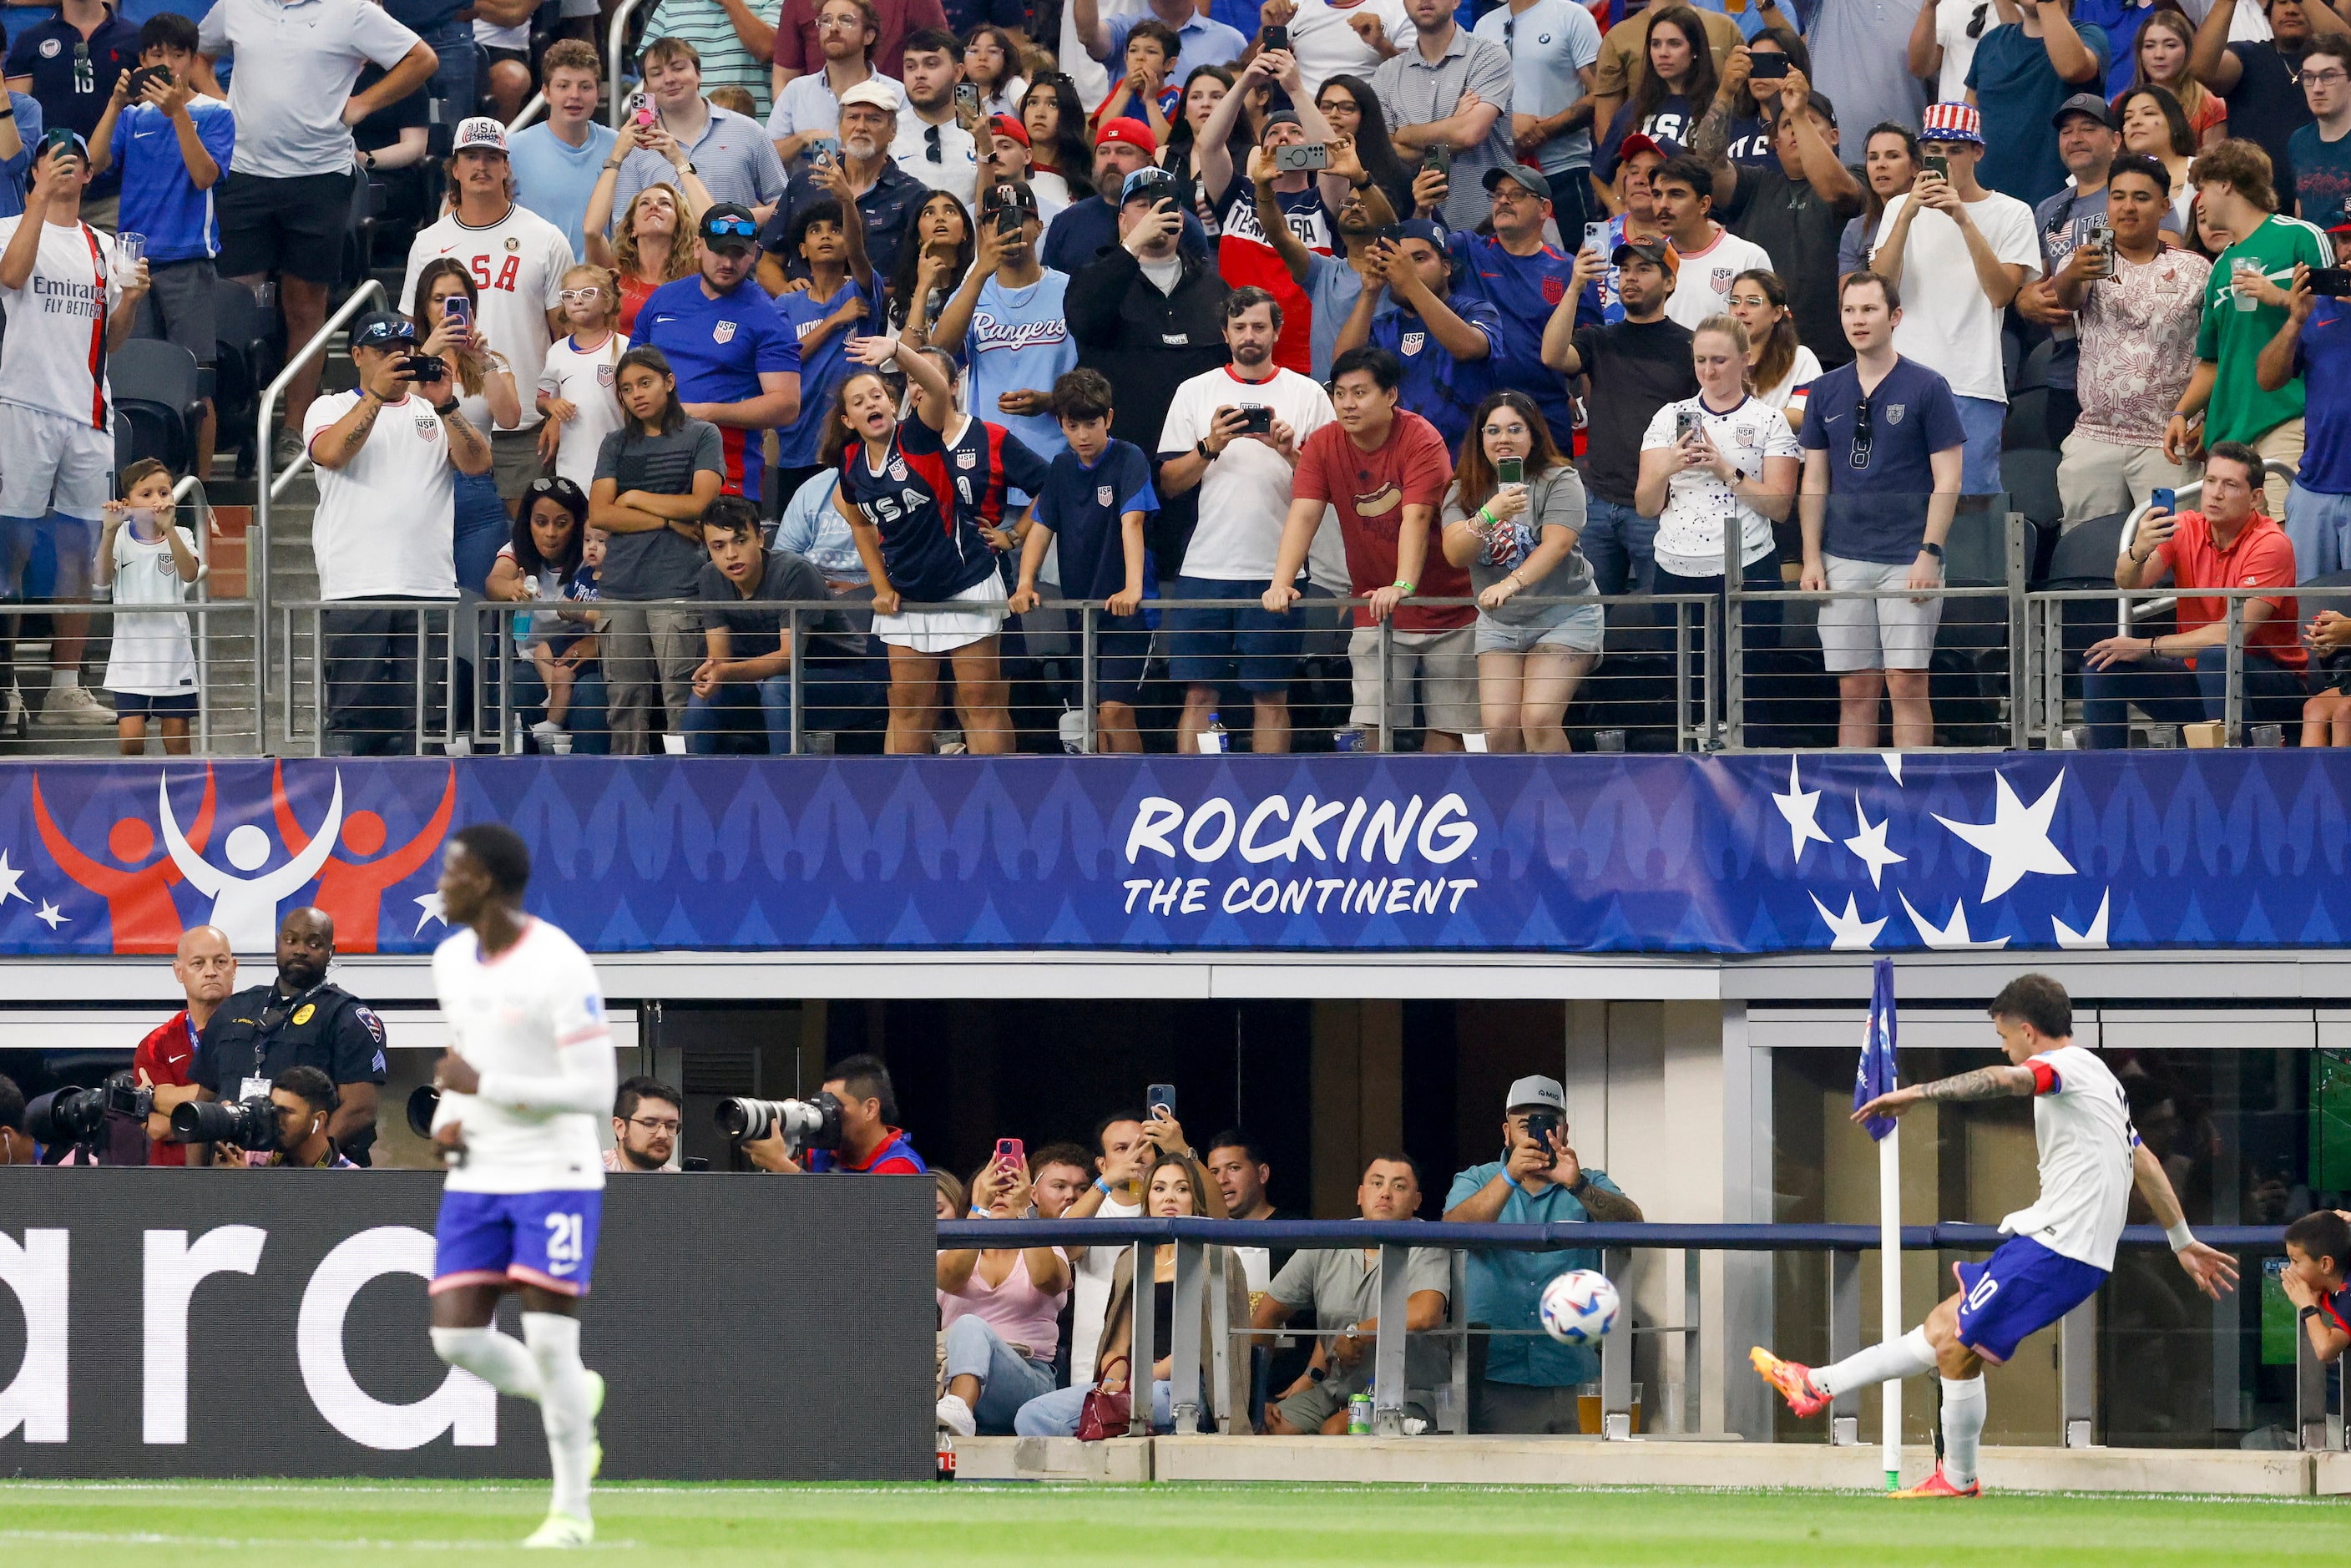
1998, 1044, 2136, 1271
430, 916, 615, 1195
401, 204, 574, 428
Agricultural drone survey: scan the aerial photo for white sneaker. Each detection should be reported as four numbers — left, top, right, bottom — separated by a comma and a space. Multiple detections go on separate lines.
522, 1512, 594, 1549
935, 1393, 976, 1438
3, 685, 23, 736
42, 685, 115, 725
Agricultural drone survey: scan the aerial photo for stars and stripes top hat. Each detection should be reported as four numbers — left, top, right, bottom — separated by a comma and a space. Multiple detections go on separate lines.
1921, 102, 1984, 145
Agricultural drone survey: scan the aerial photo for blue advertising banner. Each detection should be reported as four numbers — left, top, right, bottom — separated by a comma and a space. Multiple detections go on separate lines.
0, 752, 2348, 957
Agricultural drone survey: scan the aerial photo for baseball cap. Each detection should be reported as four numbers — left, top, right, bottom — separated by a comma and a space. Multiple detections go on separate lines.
1612, 236, 1674, 271
1120, 166, 1180, 206
699, 202, 760, 251
1484, 163, 1551, 200
838, 78, 902, 114
1505, 1075, 1566, 1114
1095, 116, 1155, 154
349, 311, 421, 349
1384, 217, 1448, 250
1617, 132, 1681, 164
2050, 91, 2115, 131
36, 127, 88, 161
453, 115, 510, 155
1922, 101, 1985, 145
987, 112, 1029, 148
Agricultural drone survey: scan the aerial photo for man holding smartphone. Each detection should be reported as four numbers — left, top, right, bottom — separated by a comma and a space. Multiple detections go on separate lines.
2259, 257, 2351, 579
1444, 1077, 1641, 1434
1372, 0, 1514, 232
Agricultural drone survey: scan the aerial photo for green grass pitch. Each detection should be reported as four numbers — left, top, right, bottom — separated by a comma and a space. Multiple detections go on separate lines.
0, 1479, 2336, 1564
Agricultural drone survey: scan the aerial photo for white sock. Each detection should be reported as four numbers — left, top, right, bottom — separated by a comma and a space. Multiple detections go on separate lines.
1940, 1374, 1986, 1487
523, 1311, 594, 1522
428, 1326, 544, 1402
1813, 1325, 1938, 1397
48, 669, 77, 690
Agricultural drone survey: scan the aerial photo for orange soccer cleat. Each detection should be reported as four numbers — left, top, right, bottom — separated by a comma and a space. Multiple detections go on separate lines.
1748, 1346, 1832, 1419
1892, 1469, 1982, 1499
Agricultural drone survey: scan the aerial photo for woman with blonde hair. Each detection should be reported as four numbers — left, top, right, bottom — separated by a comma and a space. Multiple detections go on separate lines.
586, 177, 712, 333
2121, 10, 2225, 149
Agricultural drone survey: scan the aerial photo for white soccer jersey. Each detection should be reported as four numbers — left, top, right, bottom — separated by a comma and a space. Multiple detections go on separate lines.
302, 390, 458, 599
537, 331, 629, 491
430, 916, 616, 1195
402, 204, 574, 429
1997, 1044, 2136, 1271
103, 524, 202, 696
0, 217, 121, 427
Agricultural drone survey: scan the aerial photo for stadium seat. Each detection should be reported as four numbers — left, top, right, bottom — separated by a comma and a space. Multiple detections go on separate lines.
2005, 450, 2064, 532
109, 338, 205, 478
2002, 387, 2051, 452
2043, 511, 2173, 705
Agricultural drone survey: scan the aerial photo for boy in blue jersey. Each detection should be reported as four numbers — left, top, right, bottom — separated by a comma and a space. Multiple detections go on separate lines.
88, 14, 234, 477
1336, 218, 1501, 458
1009, 367, 1156, 753
1455, 165, 1580, 448
765, 187, 877, 505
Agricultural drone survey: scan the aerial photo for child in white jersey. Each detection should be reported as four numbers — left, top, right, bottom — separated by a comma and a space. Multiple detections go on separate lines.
96, 458, 202, 755
536, 263, 629, 493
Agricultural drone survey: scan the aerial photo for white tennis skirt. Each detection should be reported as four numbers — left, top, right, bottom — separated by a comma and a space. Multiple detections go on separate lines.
873, 574, 1009, 654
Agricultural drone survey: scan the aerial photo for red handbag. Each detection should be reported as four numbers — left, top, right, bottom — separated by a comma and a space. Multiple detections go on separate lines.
1074, 1356, 1134, 1441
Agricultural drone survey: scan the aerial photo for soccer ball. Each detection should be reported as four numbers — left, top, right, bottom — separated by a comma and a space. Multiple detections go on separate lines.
1539, 1269, 1621, 1346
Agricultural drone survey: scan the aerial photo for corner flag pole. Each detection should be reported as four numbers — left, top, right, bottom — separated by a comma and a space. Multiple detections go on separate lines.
1858, 958, 1902, 1492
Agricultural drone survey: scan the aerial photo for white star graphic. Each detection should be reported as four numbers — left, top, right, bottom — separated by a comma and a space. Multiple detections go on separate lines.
413, 892, 448, 935
0, 849, 27, 908
2053, 888, 2111, 950
1882, 751, 1904, 786
1898, 891, 2011, 950
1843, 794, 1907, 890
1772, 755, 1832, 866
1932, 770, 2076, 902
33, 900, 66, 930
1810, 892, 1887, 950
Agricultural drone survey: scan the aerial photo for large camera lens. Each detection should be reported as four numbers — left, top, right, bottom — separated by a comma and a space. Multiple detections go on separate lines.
714, 1093, 842, 1149
28, 1085, 108, 1146
169, 1095, 281, 1151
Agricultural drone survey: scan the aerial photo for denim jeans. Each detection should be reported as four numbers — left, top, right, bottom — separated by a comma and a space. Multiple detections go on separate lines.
942, 1316, 1059, 1436
682, 676, 793, 755
415, 17, 479, 118
1579, 495, 1658, 597
2082, 647, 2304, 751
1013, 1377, 1176, 1438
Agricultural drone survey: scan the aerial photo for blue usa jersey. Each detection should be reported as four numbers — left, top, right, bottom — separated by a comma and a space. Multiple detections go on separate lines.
1371, 290, 1503, 458
1454, 231, 1577, 443
1037, 438, 1159, 601
771, 276, 877, 468
838, 414, 1000, 603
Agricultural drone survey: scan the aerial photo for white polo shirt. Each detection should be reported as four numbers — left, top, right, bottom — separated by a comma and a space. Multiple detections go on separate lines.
199, 0, 422, 180
302, 389, 459, 600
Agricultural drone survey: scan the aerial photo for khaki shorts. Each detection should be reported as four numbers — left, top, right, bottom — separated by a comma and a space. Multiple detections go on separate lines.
1348, 624, 1479, 736
492, 427, 549, 505
1273, 1374, 1437, 1434
1817, 554, 1942, 673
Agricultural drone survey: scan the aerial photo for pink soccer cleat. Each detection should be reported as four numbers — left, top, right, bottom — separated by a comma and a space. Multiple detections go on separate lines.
1749, 1346, 1832, 1419
1892, 1469, 1982, 1499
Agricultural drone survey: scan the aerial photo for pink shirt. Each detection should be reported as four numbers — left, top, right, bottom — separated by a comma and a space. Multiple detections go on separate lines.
938, 1247, 1069, 1363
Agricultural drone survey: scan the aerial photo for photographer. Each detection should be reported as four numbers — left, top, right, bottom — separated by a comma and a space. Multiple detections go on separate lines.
741, 1053, 924, 1173
605, 1076, 683, 1171
134, 923, 236, 1166
0, 1075, 29, 1165
208, 1066, 358, 1168
1443, 1075, 1641, 1434
305, 310, 491, 756
190, 908, 389, 1165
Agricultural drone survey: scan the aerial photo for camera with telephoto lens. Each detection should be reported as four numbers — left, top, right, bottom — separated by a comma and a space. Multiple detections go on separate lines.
715, 1090, 843, 1149
170, 1094, 281, 1152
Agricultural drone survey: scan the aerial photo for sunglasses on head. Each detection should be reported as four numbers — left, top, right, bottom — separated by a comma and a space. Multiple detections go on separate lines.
705, 215, 758, 238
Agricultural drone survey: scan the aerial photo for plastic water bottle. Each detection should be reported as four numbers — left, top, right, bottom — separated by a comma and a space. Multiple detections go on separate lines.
1347, 1384, 1373, 1435
1201, 711, 1229, 754
935, 1427, 957, 1481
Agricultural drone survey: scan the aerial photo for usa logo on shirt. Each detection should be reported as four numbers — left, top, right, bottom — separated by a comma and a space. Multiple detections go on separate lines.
714, 320, 738, 344
1887, 404, 1906, 425
595, 364, 614, 387
1097, 484, 1113, 506
1401, 331, 1425, 356
1711, 268, 1733, 293
1543, 276, 1566, 305
957, 449, 976, 468
888, 458, 908, 481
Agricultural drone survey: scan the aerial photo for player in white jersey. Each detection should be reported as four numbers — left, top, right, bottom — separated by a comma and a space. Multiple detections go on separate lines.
424, 822, 616, 1549
1751, 974, 2237, 1498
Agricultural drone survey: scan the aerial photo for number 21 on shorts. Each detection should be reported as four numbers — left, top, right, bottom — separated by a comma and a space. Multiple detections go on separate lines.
545, 1211, 586, 1270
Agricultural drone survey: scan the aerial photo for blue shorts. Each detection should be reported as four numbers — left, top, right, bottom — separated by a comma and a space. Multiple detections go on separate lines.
430, 1187, 603, 1298
1953, 395, 2006, 497
1164, 574, 1305, 693
1952, 1234, 2106, 1363
114, 691, 199, 718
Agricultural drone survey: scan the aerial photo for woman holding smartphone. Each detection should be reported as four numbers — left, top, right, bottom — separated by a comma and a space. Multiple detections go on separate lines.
1441, 392, 1603, 755
412, 260, 522, 595
936, 1151, 1073, 1437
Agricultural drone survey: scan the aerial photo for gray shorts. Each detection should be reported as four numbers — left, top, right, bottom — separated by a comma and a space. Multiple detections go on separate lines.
491, 426, 549, 505
1348, 624, 1479, 736
1818, 553, 1942, 673
1474, 600, 1606, 657
147, 258, 218, 367
1274, 1376, 1437, 1434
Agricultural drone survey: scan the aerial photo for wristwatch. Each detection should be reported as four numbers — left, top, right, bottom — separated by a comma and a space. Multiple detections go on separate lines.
1197, 438, 1217, 462
1920, 541, 1944, 560
432, 396, 461, 417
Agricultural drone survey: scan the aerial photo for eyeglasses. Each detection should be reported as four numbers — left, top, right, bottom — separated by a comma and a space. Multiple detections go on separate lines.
1964, 2, 1990, 38
2308, 68, 2351, 86
924, 124, 943, 162
704, 215, 758, 238
625, 1115, 683, 1135
558, 287, 604, 302
1849, 395, 1873, 469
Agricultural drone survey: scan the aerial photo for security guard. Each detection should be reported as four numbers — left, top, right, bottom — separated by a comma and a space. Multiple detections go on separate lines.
192, 907, 390, 1164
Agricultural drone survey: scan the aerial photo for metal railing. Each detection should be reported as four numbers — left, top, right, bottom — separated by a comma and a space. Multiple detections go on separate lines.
935, 1217, 2298, 1446
509, 91, 548, 132
606, 0, 646, 129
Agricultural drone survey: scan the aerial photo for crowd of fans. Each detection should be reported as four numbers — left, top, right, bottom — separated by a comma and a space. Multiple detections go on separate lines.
0, 0, 2345, 751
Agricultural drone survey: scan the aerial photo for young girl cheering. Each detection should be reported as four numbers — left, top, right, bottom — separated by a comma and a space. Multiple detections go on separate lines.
829, 333, 1013, 756
536, 264, 629, 493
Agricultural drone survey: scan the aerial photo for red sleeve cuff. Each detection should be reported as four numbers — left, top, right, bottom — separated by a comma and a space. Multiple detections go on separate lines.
2028, 1058, 2062, 1095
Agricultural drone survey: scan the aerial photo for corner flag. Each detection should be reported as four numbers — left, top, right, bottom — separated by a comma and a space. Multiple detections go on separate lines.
1855, 957, 1898, 1141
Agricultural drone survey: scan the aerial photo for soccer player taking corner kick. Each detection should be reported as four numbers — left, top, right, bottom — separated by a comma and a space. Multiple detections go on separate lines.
425, 822, 617, 1547
1751, 974, 2237, 1498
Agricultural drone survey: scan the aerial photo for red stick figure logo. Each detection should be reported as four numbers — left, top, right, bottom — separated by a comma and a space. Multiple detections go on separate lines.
33, 766, 219, 953
272, 761, 457, 953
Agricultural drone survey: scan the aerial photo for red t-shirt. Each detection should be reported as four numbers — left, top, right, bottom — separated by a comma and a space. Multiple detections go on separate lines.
2153, 508, 2304, 670
1293, 410, 1472, 631
132, 1009, 200, 1166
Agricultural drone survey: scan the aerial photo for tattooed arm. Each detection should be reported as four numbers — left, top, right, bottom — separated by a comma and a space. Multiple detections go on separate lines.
1851, 1063, 2035, 1125
307, 387, 388, 472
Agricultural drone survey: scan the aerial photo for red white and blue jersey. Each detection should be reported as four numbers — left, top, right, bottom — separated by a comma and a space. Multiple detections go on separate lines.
1453, 230, 1579, 443
838, 415, 1001, 603
1214, 179, 1332, 377
1999, 1044, 2136, 1272
943, 415, 1052, 586
806, 1125, 928, 1173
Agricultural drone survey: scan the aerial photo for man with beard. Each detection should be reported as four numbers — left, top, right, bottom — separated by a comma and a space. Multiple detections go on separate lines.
605, 1076, 683, 1171
640, 204, 805, 504
763, 79, 928, 283
890, 28, 979, 200
1040, 116, 1208, 272
190, 907, 389, 1164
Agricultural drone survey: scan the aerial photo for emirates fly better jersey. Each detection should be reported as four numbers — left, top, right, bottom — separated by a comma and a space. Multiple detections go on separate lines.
0, 217, 121, 427
2000, 1044, 2136, 1272
429, 917, 616, 1195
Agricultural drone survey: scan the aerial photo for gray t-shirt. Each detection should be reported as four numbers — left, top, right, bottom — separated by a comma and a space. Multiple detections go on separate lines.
1442, 466, 1595, 625
594, 419, 725, 600
1266, 1226, 1453, 1393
